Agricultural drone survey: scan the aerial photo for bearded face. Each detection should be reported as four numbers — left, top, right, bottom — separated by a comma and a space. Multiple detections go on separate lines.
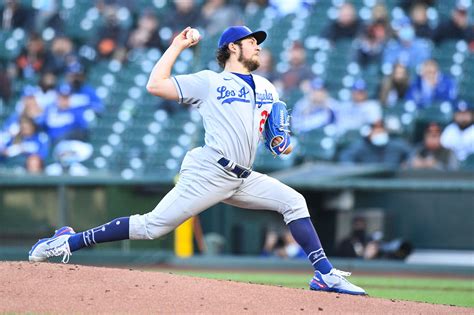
237, 41, 260, 72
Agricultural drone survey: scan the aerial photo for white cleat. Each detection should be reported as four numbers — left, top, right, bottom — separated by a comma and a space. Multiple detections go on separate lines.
28, 226, 75, 263
309, 268, 367, 295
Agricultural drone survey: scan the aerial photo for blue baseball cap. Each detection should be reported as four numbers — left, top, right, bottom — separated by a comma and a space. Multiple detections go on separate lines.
218, 26, 267, 48
67, 62, 84, 74
453, 99, 472, 112
352, 78, 367, 91
310, 77, 325, 90
22, 85, 38, 97
392, 16, 411, 31
57, 83, 72, 96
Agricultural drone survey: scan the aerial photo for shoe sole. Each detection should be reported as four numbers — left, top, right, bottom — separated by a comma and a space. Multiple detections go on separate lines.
309, 284, 367, 295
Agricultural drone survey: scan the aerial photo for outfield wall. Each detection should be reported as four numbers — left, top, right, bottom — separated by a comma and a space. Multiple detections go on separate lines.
0, 166, 473, 255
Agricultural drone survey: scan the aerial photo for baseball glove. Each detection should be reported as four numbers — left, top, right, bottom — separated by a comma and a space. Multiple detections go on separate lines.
263, 101, 291, 156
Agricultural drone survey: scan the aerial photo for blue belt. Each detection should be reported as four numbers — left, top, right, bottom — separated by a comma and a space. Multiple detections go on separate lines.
217, 157, 252, 178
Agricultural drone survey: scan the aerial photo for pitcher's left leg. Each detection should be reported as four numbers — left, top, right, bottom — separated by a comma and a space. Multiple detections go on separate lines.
224, 171, 366, 295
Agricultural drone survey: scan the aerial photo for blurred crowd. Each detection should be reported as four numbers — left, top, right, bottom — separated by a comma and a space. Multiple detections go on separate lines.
0, 0, 473, 175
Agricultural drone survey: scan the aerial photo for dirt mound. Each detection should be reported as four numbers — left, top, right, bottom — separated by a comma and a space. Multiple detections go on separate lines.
0, 261, 470, 314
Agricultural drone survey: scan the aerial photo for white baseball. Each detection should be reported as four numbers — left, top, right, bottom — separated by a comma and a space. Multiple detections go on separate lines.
187, 28, 200, 42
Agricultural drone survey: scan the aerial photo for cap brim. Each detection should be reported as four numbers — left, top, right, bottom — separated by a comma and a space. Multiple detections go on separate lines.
243, 30, 267, 45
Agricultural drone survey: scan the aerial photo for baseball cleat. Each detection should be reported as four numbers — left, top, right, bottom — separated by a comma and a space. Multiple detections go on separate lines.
309, 268, 367, 295
29, 226, 75, 263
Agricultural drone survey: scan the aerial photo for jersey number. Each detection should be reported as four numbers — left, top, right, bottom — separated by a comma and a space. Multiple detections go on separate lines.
259, 110, 269, 133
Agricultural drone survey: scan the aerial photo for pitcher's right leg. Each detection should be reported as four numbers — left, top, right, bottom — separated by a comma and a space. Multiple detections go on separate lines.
129, 181, 230, 240
29, 150, 238, 262
129, 152, 238, 240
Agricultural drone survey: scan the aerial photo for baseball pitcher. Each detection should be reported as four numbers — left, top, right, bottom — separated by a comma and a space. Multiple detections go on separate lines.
29, 26, 366, 295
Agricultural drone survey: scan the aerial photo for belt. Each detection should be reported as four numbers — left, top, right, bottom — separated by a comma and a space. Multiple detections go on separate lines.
217, 157, 252, 178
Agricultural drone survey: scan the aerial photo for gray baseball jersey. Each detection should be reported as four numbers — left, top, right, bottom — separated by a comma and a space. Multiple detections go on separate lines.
172, 70, 278, 168
129, 70, 309, 241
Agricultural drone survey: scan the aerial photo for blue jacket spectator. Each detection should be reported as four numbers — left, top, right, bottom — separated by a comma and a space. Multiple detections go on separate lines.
41, 84, 89, 145
406, 59, 457, 109
1, 116, 49, 173
3, 86, 44, 137
66, 62, 104, 115
382, 18, 431, 70
335, 79, 382, 135
292, 78, 338, 134
339, 121, 412, 168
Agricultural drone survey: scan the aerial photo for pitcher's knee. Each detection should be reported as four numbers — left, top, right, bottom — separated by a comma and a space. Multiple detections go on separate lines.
282, 192, 310, 224
129, 213, 175, 240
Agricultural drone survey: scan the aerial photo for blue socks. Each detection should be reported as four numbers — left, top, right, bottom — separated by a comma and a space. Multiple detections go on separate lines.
68, 217, 130, 252
288, 217, 333, 274
66, 215, 332, 276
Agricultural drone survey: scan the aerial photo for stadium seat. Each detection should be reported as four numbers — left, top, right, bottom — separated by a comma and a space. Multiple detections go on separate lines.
296, 128, 337, 162
460, 154, 474, 171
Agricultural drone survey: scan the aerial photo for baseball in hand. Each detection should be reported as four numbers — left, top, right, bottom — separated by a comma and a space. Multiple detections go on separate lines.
186, 28, 200, 42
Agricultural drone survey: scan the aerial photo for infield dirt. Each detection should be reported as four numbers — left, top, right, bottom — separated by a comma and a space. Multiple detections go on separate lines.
0, 261, 471, 314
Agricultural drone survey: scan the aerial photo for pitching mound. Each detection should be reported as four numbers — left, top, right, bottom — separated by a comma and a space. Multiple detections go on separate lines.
0, 261, 470, 314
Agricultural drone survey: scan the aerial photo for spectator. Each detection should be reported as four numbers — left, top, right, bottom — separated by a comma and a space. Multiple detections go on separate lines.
0, 115, 49, 173
201, 0, 243, 37
368, 3, 393, 41
253, 48, 277, 83
371, 3, 391, 29
434, 2, 473, 45
95, 5, 128, 60
336, 215, 412, 260
42, 83, 89, 145
164, 0, 202, 35
33, 0, 62, 32
398, 0, 436, 13
292, 78, 338, 134
127, 10, 165, 52
335, 79, 382, 134
440, 100, 474, 162
15, 33, 51, 79
378, 63, 410, 107
274, 41, 312, 97
353, 21, 388, 67
321, 3, 363, 43
44, 139, 93, 176
406, 59, 457, 109
336, 216, 380, 259
339, 120, 412, 168
66, 62, 104, 115
262, 228, 306, 259
409, 123, 459, 170
0, 0, 35, 31
3, 86, 44, 138
34, 72, 58, 109
410, 3, 434, 39
44, 36, 77, 75
382, 17, 431, 70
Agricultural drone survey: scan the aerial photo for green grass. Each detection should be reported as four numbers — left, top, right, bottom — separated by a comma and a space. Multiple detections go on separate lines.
163, 270, 474, 308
